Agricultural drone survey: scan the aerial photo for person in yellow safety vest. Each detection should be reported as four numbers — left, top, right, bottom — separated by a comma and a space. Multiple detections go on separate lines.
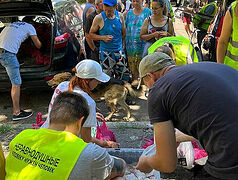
0, 143, 5, 180
153, 42, 176, 60
193, 0, 218, 50
148, 36, 199, 65
5, 91, 126, 180
217, 0, 238, 70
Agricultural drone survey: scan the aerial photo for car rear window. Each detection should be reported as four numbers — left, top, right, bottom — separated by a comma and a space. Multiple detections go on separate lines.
0, 0, 44, 3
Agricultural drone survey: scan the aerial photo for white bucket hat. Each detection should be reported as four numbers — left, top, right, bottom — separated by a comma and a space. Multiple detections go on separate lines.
75, 59, 110, 82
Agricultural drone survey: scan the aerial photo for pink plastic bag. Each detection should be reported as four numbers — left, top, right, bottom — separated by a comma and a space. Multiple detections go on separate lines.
96, 113, 117, 142
32, 112, 45, 129
192, 141, 208, 162
141, 137, 154, 149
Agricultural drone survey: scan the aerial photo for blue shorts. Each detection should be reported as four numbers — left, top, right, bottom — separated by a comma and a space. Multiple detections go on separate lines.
0, 52, 21, 85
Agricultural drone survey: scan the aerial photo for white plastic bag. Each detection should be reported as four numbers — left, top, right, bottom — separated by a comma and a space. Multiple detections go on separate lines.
177, 141, 195, 169
125, 144, 161, 179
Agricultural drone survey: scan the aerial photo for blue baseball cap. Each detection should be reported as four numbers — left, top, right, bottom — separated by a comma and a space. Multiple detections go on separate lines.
103, 0, 117, 6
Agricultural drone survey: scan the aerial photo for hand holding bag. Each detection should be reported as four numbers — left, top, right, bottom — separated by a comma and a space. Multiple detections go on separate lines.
96, 113, 117, 142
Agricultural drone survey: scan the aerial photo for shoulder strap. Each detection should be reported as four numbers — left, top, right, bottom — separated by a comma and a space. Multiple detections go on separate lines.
148, 16, 152, 25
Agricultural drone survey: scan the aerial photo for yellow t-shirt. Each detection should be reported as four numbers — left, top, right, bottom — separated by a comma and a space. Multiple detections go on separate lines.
0, 143, 6, 180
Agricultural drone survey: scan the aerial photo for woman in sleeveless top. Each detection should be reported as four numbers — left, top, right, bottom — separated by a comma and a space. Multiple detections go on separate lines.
125, 0, 151, 86
140, 0, 175, 57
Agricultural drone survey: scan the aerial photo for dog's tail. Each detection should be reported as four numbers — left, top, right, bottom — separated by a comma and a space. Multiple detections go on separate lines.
124, 83, 145, 97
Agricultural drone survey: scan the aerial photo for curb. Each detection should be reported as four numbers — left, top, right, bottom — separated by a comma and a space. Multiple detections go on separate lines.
107, 148, 143, 164
2, 121, 153, 130
105, 121, 153, 129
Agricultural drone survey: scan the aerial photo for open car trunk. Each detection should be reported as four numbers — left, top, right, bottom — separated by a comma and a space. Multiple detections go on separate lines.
0, 16, 53, 70
0, 0, 84, 91
0, 0, 55, 73
0, 0, 53, 14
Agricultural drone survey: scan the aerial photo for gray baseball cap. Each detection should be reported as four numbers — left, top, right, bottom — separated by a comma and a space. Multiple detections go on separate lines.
137, 52, 175, 89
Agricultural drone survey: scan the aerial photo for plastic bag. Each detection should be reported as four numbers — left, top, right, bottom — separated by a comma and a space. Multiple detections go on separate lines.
141, 137, 154, 149
192, 141, 208, 165
32, 112, 45, 129
96, 113, 117, 142
126, 144, 160, 179
177, 141, 195, 169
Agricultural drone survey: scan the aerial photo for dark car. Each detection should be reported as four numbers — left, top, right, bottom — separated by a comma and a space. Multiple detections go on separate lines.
0, 0, 85, 91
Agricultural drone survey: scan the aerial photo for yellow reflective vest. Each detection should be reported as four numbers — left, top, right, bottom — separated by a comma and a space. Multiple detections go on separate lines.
0, 143, 5, 180
224, 1, 238, 70
193, 2, 218, 31
5, 128, 87, 180
148, 36, 199, 65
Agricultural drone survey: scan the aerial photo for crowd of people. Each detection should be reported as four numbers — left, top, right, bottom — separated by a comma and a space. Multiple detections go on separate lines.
85, 0, 175, 85
1, 0, 238, 179
82, 0, 222, 85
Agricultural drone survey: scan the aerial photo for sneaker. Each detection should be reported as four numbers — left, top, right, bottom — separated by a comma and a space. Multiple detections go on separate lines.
13, 110, 33, 121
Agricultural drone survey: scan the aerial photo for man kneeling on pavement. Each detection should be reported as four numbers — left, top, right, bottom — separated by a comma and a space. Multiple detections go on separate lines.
5, 91, 126, 180
136, 52, 238, 179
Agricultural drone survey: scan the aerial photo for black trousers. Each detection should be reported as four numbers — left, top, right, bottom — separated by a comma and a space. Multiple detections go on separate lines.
84, 40, 92, 59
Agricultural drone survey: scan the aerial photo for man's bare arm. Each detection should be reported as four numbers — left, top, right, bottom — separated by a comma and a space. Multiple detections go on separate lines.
175, 128, 197, 146
86, 6, 95, 18
136, 121, 177, 173
86, 34, 96, 51
30, 35, 42, 49
89, 15, 112, 42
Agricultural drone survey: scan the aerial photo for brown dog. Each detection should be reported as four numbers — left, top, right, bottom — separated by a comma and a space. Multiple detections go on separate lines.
47, 72, 145, 121
47, 72, 72, 88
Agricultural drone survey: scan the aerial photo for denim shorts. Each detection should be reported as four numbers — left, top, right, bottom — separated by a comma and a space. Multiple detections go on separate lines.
0, 52, 21, 85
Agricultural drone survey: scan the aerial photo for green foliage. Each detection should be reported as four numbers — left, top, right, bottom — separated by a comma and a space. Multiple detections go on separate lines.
0, 125, 12, 135
75, 0, 86, 4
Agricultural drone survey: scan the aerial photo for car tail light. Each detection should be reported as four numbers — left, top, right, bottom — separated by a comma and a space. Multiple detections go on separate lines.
54, 33, 70, 49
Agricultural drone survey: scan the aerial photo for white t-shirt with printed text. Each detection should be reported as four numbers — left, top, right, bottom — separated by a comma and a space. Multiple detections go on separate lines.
41, 81, 97, 129
0, 22, 37, 54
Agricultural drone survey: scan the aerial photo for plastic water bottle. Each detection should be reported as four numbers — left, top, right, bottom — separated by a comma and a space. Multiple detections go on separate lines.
36, 112, 42, 124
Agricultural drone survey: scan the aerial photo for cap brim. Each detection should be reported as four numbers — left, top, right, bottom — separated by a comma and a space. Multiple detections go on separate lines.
96, 72, 110, 82
103, 2, 114, 6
